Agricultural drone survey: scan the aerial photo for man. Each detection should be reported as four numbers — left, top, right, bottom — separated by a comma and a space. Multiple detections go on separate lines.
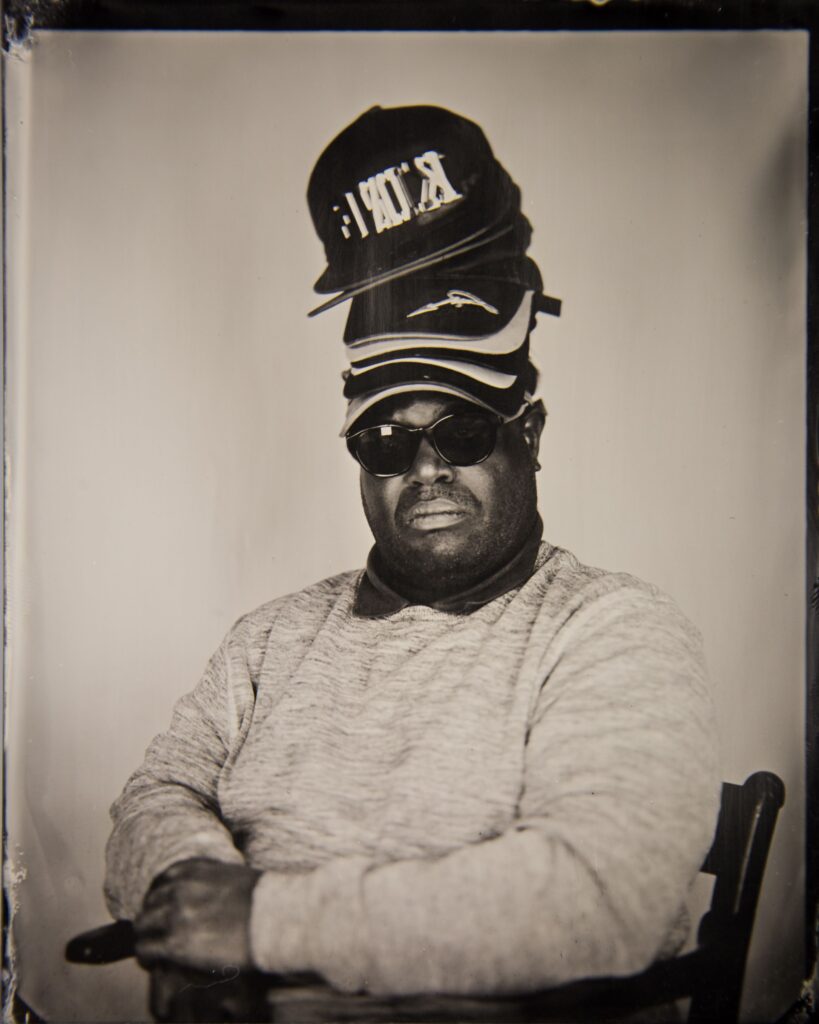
104, 105, 719, 1004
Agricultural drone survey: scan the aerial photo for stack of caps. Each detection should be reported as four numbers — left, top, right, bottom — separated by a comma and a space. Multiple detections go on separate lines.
306, 104, 561, 432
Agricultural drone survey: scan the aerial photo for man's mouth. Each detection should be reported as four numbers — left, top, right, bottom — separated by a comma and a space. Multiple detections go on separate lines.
404, 498, 469, 530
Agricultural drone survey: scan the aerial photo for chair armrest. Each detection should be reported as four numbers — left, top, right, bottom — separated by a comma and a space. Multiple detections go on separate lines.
262, 952, 708, 1023
65, 920, 136, 964
66, 921, 707, 1021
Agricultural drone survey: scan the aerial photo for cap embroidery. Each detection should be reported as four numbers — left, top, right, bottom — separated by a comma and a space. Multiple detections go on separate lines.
406, 290, 500, 319
332, 151, 463, 241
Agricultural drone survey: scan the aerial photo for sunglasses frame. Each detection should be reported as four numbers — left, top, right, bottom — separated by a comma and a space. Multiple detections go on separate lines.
345, 405, 529, 478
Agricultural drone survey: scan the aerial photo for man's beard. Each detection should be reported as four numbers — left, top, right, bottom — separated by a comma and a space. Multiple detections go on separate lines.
363, 477, 538, 603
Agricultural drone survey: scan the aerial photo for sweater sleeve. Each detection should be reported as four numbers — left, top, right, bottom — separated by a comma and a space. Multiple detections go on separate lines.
248, 584, 721, 996
104, 640, 248, 921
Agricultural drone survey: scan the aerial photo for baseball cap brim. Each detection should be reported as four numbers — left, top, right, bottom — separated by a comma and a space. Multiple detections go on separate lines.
340, 384, 532, 437
309, 220, 519, 318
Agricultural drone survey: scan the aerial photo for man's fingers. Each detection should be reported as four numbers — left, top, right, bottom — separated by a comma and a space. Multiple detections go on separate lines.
137, 881, 210, 940
135, 896, 176, 940
134, 912, 191, 967
134, 915, 170, 941
144, 875, 215, 913
134, 934, 171, 968
152, 857, 221, 888
142, 884, 173, 912
154, 861, 192, 882
143, 875, 210, 916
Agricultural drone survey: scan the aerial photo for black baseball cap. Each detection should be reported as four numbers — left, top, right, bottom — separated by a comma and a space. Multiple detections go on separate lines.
307, 105, 526, 317
343, 256, 558, 347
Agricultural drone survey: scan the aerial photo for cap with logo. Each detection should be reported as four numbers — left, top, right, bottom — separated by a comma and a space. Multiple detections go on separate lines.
306, 104, 561, 432
308, 104, 534, 317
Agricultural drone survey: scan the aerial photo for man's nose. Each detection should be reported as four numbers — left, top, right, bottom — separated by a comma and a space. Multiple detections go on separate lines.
407, 435, 455, 483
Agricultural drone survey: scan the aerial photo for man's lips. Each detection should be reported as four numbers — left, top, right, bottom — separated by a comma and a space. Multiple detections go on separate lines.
403, 497, 470, 530
395, 485, 481, 532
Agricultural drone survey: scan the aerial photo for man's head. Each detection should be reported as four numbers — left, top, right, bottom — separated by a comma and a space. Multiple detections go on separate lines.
350, 393, 545, 601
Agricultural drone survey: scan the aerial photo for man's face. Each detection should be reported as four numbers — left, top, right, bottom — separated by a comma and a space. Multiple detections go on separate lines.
356, 394, 544, 597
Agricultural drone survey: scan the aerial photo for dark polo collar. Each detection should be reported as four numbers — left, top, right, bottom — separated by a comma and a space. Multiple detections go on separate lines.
354, 515, 544, 618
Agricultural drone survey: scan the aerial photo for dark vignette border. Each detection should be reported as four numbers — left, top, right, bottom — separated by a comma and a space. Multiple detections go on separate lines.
0, 0, 816, 35
1, 2, 816, 1020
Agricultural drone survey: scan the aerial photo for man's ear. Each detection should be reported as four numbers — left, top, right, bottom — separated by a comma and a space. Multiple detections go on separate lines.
521, 400, 547, 466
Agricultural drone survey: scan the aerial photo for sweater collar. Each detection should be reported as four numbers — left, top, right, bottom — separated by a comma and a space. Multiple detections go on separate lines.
354, 515, 544, 618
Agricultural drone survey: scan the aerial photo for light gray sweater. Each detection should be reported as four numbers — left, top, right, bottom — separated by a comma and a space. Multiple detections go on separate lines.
105, 543, 720, 996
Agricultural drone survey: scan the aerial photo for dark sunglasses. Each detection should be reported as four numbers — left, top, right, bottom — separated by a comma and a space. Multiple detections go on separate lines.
346, 407, 524, 478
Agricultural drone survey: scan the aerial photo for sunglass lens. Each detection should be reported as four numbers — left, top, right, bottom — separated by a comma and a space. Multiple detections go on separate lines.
433, 414, 497, 465
348, 426, 417, 476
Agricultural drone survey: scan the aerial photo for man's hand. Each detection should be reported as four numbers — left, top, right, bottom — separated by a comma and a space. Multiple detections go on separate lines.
134, 858, 262, 972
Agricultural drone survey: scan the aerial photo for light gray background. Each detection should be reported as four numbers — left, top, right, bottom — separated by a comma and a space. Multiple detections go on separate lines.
5, 30, 807, 1022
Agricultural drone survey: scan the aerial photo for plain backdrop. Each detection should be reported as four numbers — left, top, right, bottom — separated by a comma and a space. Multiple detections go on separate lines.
5, 30, 807, 1022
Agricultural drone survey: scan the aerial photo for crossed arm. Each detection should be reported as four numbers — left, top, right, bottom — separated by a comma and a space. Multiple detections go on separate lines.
106, 590, 720, 996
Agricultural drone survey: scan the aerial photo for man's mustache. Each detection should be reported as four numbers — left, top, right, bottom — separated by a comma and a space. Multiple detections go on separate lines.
395, 484, 481, 523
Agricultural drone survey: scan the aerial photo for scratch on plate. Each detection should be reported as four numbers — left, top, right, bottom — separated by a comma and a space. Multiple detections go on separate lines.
179, 965, 242, 993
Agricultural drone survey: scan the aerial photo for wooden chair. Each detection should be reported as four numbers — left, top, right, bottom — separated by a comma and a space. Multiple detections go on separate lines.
65, 771, 785, 1023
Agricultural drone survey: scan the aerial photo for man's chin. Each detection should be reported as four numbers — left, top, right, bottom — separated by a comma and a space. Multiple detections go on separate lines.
398, 523, 478, 569
376, 524, 511, 599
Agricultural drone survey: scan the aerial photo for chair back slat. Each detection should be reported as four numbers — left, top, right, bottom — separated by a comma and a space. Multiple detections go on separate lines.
689, 771, 785, 1024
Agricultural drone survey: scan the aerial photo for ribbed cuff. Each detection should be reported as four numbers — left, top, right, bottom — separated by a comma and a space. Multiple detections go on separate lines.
249, 858, 373, 992
249, 872, 315, 974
